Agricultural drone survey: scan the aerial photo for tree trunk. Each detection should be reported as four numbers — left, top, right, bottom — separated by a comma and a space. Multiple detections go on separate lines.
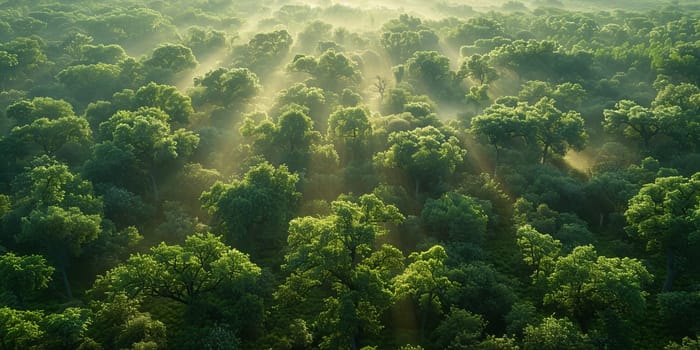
350, 335, 358, 350
494, 144, 500, 178
61, 263, 73, 299
541, 144, 549, 164
149, 171, 159, 203
415, 179, 420, 198
662, 250, 677, 292
419, 294, 432, 344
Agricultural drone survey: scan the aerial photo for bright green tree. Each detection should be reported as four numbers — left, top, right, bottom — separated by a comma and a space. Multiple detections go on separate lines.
544, 245, 651, 329
95, 233, 261, 305
378, 126, 465, 196
625, 173, 700, 291
274, 194, 404, 350
394, 245, 455, 342
200, 162, 301, 264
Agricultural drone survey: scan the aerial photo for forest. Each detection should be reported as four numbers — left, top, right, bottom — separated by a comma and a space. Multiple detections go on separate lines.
1, 0, 700, 349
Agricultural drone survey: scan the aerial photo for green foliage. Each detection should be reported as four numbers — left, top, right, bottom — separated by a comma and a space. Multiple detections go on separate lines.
41, 307, 92, 349
328, 106, 372, 164
380, 18, 440, 64
378, 126, 465, 195
12, 115, 91, 155
545, 245, 652, 328
241, 108, 321, 172
422, 191, 488, 244
665, 336, 700, 350
625, 173, 700, 291
404, 51, 461, 100
394, 245, 454, 339
0, 252, 53, 305
191, 67, 260, 109
516, 224, 561, 282
145, 44, 197, 75
234, 30, 292, 75
0, 307, 44, 349
460, 54, 498, 85
276, 194, 404, 349
6, 97, 74, 126
200, 162, 300, 263
96, 233, 260, 305
288, 50, 361, 92
3, 2, 700, 349
56, 63, 124, 104
522, 316, 592, 350
432, 307, 485, 349
527, 97, 587, 164
132, 83, 195, 126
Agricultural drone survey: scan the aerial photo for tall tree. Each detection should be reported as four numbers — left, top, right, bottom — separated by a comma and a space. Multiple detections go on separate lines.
527, 97, 587, 164
377, 126, 465, 196
200, 162, 301, 264
0, 252, 54, 306
625, 174, 700, 291
95, 233, 261, 305
544, 245, 651, 330
96, 107, 199, 202
394, 245, 455, 343
275, 194, 404, 350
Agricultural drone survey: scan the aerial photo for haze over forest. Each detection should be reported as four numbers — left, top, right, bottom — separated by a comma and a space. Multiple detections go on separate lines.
1, 0, 700, 349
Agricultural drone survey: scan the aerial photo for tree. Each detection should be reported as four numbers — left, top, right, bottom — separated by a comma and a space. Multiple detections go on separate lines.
240, 108, 321, 172
0, 252, 54, 306
380, 15, 439, 64
288, 50, 361, 92
270, 82, 327, 127
394, 245, 455, 342
146, 44, 197, 73
0, 307, 44, 349
625, 174, 700, 291
10, 156, 104, 298
6, 97, 75, 126
527, 97, 587, 164
56, 63, 124, 104
0, 37, 47, 87
470, 99, 531, 175
422, 191, 488, 244
191, 67, 260, 109
404, 51, 460, 100
653, 41, 700, 85
665, 336, 700, 350
490, 40, 590, 82
79, 44, 128, 65
18, 206, 101, 299
95, 233, 261, 305
144, 44, 198, 83
603, 100, 676, 154
11, 116, 91, 155
297, 20, 333, 53
460, 54, 498, 85
447, 17, 506, 47
522, 316, 591, 350
275, 194, 404, 350
544, 245, 651, 329
234, 30, 293, 75
97, 107, 199, 201
200, 162, 301, 264
378, 126, 465, 196
516, 224, 561, 283
40, 307, 93, 349
327, 106, 372, 164
133, 82, 195, 126
432, 307, 485, 349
